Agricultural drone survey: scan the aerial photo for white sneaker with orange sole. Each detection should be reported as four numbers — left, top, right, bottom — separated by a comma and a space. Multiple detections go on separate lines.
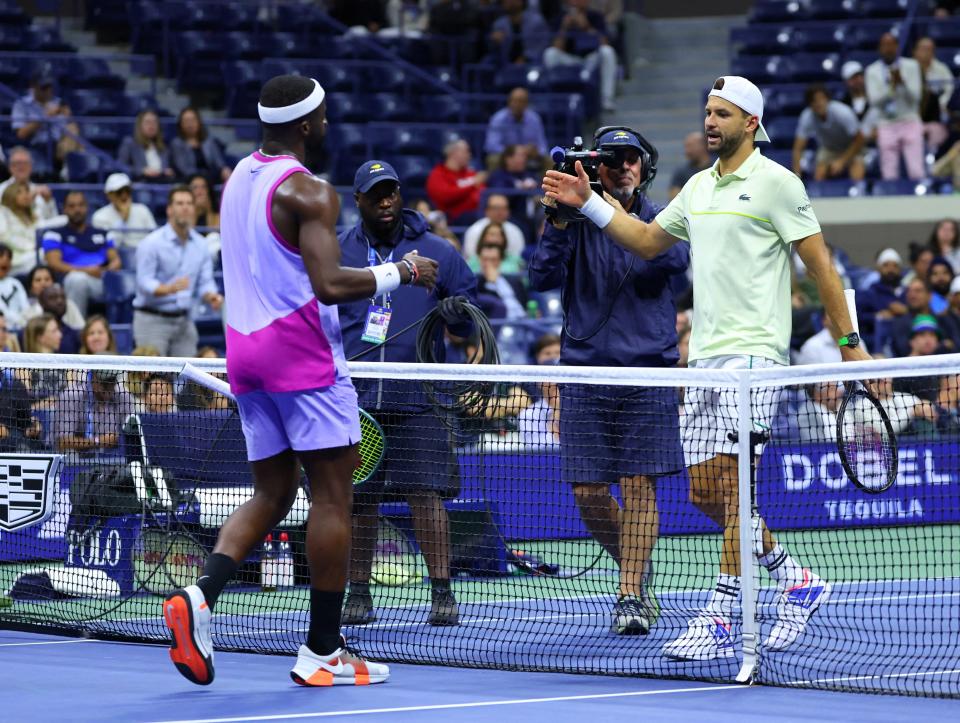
290, 643, 390, 686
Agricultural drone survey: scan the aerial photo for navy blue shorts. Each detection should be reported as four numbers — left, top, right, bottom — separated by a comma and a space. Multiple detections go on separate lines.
356, 408, 459, 500
559, 384, 684, 485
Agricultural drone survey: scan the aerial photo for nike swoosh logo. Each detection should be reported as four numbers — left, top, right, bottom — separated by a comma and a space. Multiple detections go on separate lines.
321, 657, 344, 674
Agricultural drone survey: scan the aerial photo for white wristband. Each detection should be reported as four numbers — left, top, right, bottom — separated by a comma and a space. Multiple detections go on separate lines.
369, 263, 402, 295
580, 190, 616, 229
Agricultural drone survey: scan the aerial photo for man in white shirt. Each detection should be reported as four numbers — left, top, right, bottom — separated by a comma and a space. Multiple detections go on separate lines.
0, 146, 58, 222
91, 173, 157, 250
865, 33, 925, 180
461, 193, 526, 260
792, 85, 865, 181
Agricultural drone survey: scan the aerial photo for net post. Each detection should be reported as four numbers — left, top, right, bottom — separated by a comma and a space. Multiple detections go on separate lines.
735, 370, 758, 684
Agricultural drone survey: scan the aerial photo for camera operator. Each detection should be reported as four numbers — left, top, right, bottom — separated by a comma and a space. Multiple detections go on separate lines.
529, 127, 688, 636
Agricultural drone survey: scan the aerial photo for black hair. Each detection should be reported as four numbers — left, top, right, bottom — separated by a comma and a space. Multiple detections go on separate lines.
928, 218, 960, 251
805, 83, 829, 105
0, 244, 11, 261
259, 75, 317, 128
167, 184, 193, 206
63, 190, 86, 205
532, 332, 561, 359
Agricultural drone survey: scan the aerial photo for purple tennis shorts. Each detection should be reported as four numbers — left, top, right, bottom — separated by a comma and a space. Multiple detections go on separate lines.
236, 377, 362, 461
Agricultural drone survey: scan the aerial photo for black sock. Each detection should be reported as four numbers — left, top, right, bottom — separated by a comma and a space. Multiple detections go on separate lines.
430, 577, 450, 595
196, 553, 238, 611
307, 589, 345, 656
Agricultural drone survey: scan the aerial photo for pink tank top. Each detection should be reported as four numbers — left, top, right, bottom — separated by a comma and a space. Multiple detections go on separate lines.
220, 151, 348, 395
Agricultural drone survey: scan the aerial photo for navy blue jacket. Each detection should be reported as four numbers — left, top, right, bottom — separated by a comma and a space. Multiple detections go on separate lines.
857, 279, 901, 337
339, 209, 477, 410
528, 195, 690, 367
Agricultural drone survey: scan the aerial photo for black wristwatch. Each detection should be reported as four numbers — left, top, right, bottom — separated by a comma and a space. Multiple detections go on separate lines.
838, 332, 860, 349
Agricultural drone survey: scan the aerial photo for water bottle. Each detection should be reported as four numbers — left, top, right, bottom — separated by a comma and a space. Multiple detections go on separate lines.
261, 534, 276, 592
526, 299, 540, 319
276, 532, 295, 589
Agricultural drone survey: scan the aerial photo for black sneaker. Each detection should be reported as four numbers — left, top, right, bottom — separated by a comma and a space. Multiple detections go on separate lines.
427, 588, 459, 626
612, 595, 653, 635
341, 590, 376, 625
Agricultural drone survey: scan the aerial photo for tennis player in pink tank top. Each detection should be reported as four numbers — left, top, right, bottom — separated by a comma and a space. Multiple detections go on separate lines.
162, 75, 438, 688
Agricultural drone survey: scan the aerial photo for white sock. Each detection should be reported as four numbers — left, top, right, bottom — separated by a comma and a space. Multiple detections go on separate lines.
706, 573, 739, 619
758, 543, 806, 589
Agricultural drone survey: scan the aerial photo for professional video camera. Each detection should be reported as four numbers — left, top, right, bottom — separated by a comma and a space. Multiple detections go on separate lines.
542, 125, 658, 224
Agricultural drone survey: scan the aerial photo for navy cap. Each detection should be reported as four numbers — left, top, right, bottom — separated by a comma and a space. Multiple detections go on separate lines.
596, 129, 643, 149
354, 160, 400, 194
31, 68, 55, 87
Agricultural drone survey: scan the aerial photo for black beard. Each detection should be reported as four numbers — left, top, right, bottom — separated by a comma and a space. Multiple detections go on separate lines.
715, 129, 746, 160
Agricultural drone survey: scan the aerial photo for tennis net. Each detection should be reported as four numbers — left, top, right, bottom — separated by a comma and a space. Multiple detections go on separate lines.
0, 352, 957, 697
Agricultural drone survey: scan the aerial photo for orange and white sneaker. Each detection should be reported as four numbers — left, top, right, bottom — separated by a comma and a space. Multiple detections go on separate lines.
163, 585, 215, 685
290, 641, 390, 686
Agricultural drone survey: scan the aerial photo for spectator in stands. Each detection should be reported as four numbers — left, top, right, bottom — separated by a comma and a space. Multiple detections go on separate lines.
0, 366, 43, 452
54, 369, 134, 455
411, 198, 461, 250
913, 36, 954, 153
475, 235, 528, 319
874, 374, 938, 435
33, 284, 80, 353
386, 0, 430, 36
338, 159, 477, 628
0, 312, 20, 353
143, 374, 176, 414
866, 33, 925, 181
902, 241, 935, 286
125, 344, 160, 400
0, 182, 40, 277
858, 248, 906, 340
170, 107, 230, 184
22, 315, 68, 405
908, 314, 944, 358
467, 218, 524, 274
488, 0, 550, 66
516, 333, 562, 447
668, 132, 710, 201
0, 147, 58, 222
932, 137, 960, 190
792, 84, 866, 181
543, 0, 618, 112
840, 61, 871, 123
78, 315, 116, 355
11, 69, 81, 163
118, 110, 174, 182
928, 256, 954, 314
939, 276, 960, 351
0, 245, 29, 330
329, 0, 387, 33
890, 278, 934, 357
927, 218, 960, 272
793, 311, 842, 366
796, 381, 841, 444
484, 87, 549, 171
133, 185, 222, 357
462, 192, 526, 262
41, 191, 120, 317
487, 144, 540, 223
92, 173, 158, 250
425, 139, 487, 224
23, 265, 84, 331
188, 174, 220, 230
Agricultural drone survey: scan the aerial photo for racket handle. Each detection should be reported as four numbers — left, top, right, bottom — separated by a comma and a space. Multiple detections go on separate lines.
843, 288, 860, 334
180, 362, 236, 402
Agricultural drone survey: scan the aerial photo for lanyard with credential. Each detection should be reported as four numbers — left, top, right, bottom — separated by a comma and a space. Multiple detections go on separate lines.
362, 243, 394, 345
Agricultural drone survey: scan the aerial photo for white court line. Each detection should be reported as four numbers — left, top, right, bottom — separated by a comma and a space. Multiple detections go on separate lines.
0, 638, 98, 648
144, 684, 743, 723
785, 667, 960, 687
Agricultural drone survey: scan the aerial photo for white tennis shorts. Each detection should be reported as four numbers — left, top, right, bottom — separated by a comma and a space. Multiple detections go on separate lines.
682, 355, 784, 467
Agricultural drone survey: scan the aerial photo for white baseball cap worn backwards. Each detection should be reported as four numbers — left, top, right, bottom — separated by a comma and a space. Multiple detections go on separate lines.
708, 76, 770, 143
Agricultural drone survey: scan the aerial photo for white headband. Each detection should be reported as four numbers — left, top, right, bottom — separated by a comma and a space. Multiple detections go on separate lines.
257, 79, 326, 124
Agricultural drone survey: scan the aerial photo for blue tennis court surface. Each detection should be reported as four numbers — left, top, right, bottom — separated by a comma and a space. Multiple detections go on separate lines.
1, 629, 955, 723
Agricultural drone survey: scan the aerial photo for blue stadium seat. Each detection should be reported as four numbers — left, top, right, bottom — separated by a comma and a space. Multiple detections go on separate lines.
806, 0, 857, 20
430, 94, 466, 123
65, 89, 126, 116
364, 65, 413, 93
543, 66, 593, 93
924, 20, 960, 46
764, 86, 808, 117
749, 1, 808, 24
391, 155, 434, 189
858, 0, 910, 19
937, 47, 960, 75
493, 64, 544, 93
367, 126, 434, 157
182, 2, 231, 30
221, 31, 266, 60
118, 92, 162, 117
791, 26, 846, 53
730, 25, 791, 55
266, 32, 313, 58
871, 179, 933, 196
81, 122, 123, 154
731, 56, 783, 84
313, 64, 357, 93
328, 123, 368, 156
765, 116, 798, 147
70, 58, 126, 89
338, 205, 361, 229
324, 93, 372, 123
806, 179, 867, 198
843, 23, 900, 51
371, 93, 418, 122
782, 53, 841, 82
763, 149, 793, 170
102, 271, 136, 324
27, 27, 74, 52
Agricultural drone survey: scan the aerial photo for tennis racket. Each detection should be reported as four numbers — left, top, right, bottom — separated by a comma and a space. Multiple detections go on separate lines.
835, 290, 898, 493
179, 363, 386, 484
370, 517, 423, 586
133, 524, 207, 595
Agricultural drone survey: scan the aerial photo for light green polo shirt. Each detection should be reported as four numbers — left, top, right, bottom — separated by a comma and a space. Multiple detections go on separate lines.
655, 148, 821, 365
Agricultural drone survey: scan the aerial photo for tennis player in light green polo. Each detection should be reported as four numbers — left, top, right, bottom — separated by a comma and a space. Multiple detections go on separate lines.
543, 75, 873, 662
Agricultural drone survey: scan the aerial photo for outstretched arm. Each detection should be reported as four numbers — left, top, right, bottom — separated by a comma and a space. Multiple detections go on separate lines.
542, 160, 678, 259
273, 173, 437, 305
